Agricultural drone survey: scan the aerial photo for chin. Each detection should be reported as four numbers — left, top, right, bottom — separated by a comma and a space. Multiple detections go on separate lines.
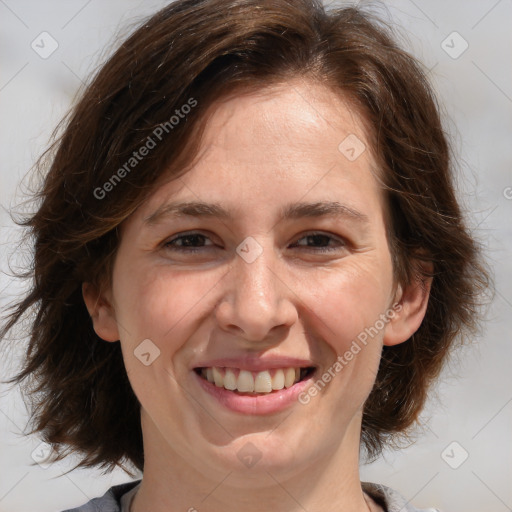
201, 433, 308, 480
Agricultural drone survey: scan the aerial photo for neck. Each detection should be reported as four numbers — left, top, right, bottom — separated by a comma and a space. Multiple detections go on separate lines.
132, 412, 372, 512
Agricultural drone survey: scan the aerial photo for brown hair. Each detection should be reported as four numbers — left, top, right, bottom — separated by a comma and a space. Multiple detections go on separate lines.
1, 0, 490, 475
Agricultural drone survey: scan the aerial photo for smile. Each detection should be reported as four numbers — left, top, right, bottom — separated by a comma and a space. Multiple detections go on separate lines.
195, 366, 316, 394
193, 365, 317, 415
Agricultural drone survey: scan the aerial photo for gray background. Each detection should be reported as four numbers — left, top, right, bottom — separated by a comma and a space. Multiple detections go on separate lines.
0, 1, 511, 511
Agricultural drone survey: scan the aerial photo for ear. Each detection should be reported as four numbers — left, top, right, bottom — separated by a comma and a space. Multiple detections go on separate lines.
82, 282, 120, 342
383, 262, 433, 347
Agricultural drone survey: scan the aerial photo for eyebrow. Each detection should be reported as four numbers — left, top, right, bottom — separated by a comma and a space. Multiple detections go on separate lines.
144, 200, 369, 225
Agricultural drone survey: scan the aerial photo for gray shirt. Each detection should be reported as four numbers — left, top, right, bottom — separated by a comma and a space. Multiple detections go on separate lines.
60, 480, 442, 512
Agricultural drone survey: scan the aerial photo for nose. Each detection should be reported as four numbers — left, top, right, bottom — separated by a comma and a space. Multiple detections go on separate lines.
214, 239, 298, 345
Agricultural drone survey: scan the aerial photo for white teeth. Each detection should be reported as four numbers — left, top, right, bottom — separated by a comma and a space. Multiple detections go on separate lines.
237, 370, 254, 392
212, 367, 223, 387
284, 368, 296, 388
224, 369, 237, 390
199, 366, 310, 394
254, 370, 272, 393
272, 369, 285, 390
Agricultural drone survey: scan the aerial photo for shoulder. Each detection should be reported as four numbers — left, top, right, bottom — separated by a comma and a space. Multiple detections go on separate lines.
362, 481, 443, 512
59, 480, 141, 512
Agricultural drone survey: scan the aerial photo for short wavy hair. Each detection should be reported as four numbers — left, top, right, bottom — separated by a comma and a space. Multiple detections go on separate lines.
2, 0, 490, 475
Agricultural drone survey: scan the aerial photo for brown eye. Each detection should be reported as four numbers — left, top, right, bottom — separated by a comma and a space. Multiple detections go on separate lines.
164, 232, 216, 253
292, 232, 346, 253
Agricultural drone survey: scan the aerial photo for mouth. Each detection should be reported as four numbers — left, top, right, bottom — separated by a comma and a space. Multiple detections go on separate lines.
193, 366, 316, 396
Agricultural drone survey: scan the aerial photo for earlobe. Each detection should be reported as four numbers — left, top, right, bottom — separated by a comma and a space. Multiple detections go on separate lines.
82, 282, 120, 342
383, 263, 433, 347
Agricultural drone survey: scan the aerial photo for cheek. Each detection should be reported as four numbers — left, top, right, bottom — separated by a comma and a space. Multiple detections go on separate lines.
112, 263, 224, 407
303, 255, 394, 353
298, 258, 394, 418
112, 260, 223, 350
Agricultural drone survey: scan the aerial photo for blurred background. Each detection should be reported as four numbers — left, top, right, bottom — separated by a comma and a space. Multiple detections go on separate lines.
0, 1, 511, 511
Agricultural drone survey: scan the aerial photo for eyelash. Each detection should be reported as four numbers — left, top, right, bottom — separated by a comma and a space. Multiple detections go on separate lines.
163, 231, 346, 254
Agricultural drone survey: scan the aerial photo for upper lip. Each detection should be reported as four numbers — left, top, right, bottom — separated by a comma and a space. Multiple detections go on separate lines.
192, 356, 316, 373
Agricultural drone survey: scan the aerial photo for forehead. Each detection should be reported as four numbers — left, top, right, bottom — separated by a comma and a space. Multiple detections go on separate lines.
198, 79, 371, 164
137, 78, 383, 224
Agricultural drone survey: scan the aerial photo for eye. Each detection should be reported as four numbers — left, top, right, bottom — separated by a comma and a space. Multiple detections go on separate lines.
163, 232, 217, 253
162, 231, 347, 255
291, 232, 347, 253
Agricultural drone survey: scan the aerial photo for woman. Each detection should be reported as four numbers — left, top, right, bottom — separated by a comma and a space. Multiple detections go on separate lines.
1, 1, 489, 511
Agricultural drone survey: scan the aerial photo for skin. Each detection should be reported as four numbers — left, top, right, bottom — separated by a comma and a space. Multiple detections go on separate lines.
83, 77, 431, 512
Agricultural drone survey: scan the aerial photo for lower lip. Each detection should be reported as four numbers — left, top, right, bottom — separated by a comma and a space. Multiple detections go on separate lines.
194, 371, 315, 415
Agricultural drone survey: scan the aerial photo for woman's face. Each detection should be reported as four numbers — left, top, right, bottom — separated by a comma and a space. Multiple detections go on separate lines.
88, 79, 412, 483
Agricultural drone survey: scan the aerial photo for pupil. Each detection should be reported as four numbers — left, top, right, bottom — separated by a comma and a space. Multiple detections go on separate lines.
183, 234, 203, 246
308, 234, 328, 246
